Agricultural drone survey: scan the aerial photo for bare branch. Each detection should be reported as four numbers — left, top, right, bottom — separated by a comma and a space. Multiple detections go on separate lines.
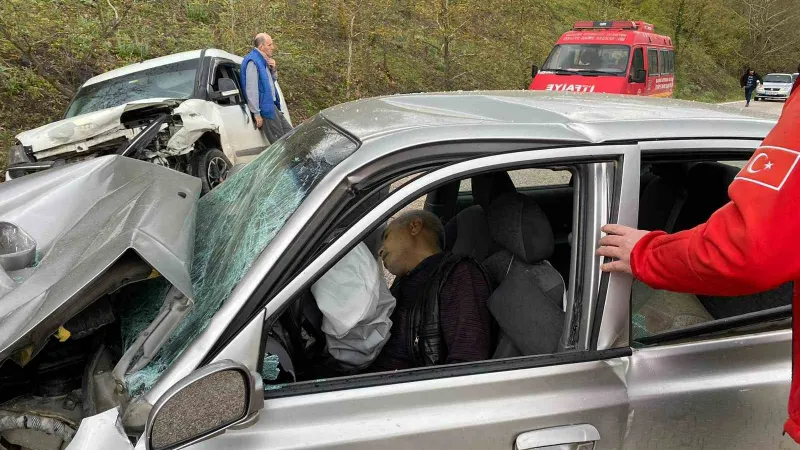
106, 0, 120, 24
0, 22, 74, 97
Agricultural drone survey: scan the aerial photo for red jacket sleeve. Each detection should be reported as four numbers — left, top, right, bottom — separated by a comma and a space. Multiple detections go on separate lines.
630, 88, 800, 296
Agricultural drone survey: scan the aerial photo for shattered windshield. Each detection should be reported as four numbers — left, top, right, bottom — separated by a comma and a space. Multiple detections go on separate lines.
542, 44, 630, 75
64, 59, 199, 118
120, 115, 358, 395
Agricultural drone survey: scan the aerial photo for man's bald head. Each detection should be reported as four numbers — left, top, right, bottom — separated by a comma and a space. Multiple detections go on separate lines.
253, 33, 274, 57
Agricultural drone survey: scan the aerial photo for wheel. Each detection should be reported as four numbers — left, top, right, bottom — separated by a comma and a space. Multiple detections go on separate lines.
191, 147, 231, 194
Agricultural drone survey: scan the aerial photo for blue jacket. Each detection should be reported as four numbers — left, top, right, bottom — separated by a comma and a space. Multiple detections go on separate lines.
241, 49, 280, 120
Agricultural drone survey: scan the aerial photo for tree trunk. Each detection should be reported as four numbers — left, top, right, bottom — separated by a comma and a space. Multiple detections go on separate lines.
346, 13, 356, 100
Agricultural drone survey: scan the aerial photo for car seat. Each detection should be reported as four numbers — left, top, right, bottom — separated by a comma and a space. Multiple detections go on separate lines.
482, 192, 565, 358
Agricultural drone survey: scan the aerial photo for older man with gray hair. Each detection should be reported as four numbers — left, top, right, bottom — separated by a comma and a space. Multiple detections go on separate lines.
240, 33, 292, 143
371, 209, 492, 371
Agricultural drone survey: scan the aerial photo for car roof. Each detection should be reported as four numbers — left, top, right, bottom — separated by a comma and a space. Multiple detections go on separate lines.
320, 91, 777, 147
83, 49, 242, 86
765, 73, 793, 77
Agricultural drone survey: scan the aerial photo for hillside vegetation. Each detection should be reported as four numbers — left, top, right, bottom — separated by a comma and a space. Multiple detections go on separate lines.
1, 0, 798, 175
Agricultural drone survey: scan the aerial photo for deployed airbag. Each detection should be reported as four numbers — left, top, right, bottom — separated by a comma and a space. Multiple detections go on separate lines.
311, 242, 395, 368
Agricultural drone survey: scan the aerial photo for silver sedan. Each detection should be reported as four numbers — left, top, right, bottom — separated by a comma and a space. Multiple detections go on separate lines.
0, 92, 791, 450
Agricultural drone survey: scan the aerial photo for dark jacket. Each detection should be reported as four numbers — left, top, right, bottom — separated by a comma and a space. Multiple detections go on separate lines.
740, 72, 762, 89
410, 253, 492, 366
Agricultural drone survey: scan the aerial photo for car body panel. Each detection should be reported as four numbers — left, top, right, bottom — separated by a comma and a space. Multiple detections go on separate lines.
199, 359, 629, 450
0, 155, 200, 362
626, 330, 792, 449
319, 92, 776, 146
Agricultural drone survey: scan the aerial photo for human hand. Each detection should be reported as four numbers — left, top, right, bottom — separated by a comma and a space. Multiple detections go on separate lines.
255, 115, 264, 128
267, 58, 276, 71
596, 224, 650, 274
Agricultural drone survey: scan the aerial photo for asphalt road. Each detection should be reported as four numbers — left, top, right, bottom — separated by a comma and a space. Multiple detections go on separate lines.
720, 98, 785, 117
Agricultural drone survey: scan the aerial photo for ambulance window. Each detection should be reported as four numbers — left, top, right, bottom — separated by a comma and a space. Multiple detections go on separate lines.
647, 49, 659, 76
658, 50, 666, 74
667, 50, 675, 73
632, 159, 792, 347
632, 48, 644, 74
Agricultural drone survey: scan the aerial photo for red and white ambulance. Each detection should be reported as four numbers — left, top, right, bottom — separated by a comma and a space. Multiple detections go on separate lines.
529, 21, 675, 97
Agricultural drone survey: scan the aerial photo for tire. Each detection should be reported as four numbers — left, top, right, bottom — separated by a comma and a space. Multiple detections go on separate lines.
191, 147, 231, 194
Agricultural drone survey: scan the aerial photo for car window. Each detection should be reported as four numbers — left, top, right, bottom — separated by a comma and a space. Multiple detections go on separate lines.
259, 162, 587, 389
647, 49, 659, 76
633, 159, 792, 346
657, 50, 665, 74
631, 48, 644, 75
65, 59, 199, 118
660, 50, 673, 74
459, 168, 571, 192
212, 63, 244, 104
118, 116, 358, 396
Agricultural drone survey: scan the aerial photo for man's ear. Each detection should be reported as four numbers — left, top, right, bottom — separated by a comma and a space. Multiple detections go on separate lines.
407, 217, 424, 236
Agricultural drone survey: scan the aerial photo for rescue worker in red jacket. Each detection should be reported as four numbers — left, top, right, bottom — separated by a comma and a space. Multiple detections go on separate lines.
597, 86, 800, 442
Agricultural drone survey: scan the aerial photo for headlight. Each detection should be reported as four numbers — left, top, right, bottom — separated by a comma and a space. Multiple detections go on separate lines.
756, 86, 765, 92
781, 87, 791, 92
8, 144, 34, 166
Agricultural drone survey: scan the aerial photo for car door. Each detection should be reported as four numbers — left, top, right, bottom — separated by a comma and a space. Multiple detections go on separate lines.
619, 140, 795, 449
208, 59, 269, 164
627, 47, 646, 96
195, 143, 641, 450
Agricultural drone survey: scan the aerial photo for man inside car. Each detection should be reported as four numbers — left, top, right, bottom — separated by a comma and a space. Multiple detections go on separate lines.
372, 210, 493, 370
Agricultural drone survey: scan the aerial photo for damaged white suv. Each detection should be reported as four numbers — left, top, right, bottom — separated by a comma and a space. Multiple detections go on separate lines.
5, 49, 291, 192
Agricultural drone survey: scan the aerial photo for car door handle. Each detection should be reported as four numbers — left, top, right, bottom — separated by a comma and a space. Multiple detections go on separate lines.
515, 424, 600, 450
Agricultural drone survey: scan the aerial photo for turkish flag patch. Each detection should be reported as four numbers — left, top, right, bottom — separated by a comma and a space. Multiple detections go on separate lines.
734, 145, 800, 191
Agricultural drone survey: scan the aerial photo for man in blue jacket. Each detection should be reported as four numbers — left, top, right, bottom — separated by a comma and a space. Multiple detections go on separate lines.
241, 33, 292, 143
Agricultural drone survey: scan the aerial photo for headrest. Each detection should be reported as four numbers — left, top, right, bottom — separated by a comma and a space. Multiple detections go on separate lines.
472, 172, 515, 212
651, 162, 689, 181
686, 162, 737, 193
487, 192, 554, 263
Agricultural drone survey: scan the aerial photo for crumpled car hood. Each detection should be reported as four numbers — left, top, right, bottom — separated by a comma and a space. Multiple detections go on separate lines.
0, 155, 200, 363
16, 98, 183, 153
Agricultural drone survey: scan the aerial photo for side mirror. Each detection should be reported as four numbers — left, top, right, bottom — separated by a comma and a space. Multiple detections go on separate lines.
210, 78, 240, 102
531, 65, 539, 78
630, 69, 646, 84
145, 360, 263, 450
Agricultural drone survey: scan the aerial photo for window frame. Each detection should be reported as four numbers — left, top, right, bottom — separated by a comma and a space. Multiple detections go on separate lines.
238, 143, 640, 398
647, 48, 660, 77
657, 49, 666, 75
210, 60, 245, 105
628, 139, 791, 347
630, 47, 645, 82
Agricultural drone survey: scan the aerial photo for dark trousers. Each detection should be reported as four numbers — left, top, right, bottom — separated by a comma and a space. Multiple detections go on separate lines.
745, 86, 755, 104
264, 112, 293, 144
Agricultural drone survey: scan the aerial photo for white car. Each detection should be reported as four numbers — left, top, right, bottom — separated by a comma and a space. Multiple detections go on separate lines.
754, 73, 794, 102
5, 49, 291, 192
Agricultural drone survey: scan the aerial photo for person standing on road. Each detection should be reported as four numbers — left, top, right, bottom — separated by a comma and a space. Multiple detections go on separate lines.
596, 86, 800, 443
241, 33, 292, 143
793, 62, 800, 94
740, 67, 762, 107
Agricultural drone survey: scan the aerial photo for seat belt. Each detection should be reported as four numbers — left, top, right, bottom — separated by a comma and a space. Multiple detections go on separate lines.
665, 188, 688, 233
